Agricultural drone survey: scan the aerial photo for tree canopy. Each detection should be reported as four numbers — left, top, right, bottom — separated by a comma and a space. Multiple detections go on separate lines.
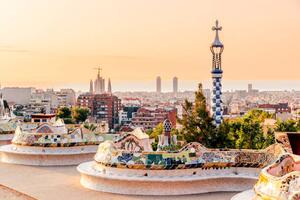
275, 119, 298, 132
178, 83, 216, 147
56, 107, 72, 119
72, 107, 90, 123
178, 83, 275, 149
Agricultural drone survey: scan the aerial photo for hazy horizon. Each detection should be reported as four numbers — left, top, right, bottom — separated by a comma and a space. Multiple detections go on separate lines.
2, 80, 300, 93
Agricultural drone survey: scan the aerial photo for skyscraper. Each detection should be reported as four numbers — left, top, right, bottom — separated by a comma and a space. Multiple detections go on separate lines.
156, 76, 161, 93
210, 20, 224, 126
173, 77, 178, 94
248, 83, 253, 93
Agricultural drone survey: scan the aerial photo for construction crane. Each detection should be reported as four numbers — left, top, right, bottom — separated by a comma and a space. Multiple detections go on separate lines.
93, 66, 102, 77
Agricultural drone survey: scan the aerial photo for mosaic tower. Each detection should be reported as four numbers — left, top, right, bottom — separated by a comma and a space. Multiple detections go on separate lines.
210, 20, 224, 126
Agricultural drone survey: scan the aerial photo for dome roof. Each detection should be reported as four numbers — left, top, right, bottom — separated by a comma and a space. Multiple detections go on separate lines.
212, 36, 223, 48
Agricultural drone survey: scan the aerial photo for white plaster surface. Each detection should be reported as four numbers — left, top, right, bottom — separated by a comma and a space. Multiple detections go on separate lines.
78, 161, 259, 195
0, 134, 13, 146
231, 189, 256, 200
0, 162, 237, 200
0, 144, 98, 166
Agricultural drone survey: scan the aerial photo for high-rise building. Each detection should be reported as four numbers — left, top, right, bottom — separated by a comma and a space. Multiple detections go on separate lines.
248, 84, 253, 93
173, 77, 178, 94
156, 76, 161, 93
56, 89, 76, 107
210, 20, 224, 126
77, 93, 121, 130
77, 93, 94, 111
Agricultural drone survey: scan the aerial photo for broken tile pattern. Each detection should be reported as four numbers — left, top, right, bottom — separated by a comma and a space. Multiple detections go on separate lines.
254, 153, 300, 200
94, 140, 284, 170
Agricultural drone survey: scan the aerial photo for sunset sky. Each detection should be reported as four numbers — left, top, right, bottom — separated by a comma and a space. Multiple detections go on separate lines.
0, 0, 299, 91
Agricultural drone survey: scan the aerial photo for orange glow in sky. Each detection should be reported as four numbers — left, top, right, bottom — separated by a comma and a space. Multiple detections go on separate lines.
0, 0, 299, 89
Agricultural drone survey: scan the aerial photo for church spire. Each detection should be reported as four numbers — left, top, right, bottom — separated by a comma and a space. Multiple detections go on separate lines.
89, 79, 94, 94
107, 78, 112, 94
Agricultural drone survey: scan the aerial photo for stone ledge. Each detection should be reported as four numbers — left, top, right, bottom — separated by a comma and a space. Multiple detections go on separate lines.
78, 161, 259, 195
0, 134, 14, 145
0, 145, 98, 166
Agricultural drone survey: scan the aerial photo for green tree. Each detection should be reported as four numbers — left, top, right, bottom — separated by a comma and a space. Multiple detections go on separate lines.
244, 109, 274, 122
72, 107, 90, 123
226, 111, 275, 149
178, 84, 276, 150
83, 123, 97, 131
146, 123, 163, 151
178, 83, 216, 147
57, 107, 72, 119
63, 118, 76, 124
275, 119, 298, 132
213, 119, 235, 148
149, 123, 163, 141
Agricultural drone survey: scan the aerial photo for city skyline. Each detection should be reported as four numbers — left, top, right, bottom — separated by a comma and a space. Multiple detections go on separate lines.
0, 2, 299, 200
4, 79, 300, 93
0, 0, 299, 90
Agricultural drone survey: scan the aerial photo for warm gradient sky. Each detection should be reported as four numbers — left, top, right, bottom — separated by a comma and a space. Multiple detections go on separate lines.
0, 0, 299, 91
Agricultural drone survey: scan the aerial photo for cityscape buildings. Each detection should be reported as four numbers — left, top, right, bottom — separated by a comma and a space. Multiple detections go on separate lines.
131, 106, 177, 130
28, 89, 76, 114
77, 93, 121, 130
1, 87, 35, 105
118, 97, 141, 126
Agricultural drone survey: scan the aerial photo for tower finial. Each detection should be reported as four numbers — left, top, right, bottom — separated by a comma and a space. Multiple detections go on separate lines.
212, 20, 223, 47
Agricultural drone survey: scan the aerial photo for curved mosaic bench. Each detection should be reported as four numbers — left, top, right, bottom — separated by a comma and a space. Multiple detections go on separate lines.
78, 141, 285, 195
254, 154, 300, 200
0, 122, 113, 166
0, 144, 98, 166
232, 154, 300, 200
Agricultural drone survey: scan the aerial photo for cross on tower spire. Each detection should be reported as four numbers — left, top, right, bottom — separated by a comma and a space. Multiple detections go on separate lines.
212, 20, 223, 47
212, 20, 222, 33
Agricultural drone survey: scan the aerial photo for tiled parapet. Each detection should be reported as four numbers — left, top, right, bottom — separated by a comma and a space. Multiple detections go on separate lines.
78, 140, 285, 195
254, 154, 300, 200
93, 141, 285, 171
275, 132, 293, 154
11, 123, 109, 147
